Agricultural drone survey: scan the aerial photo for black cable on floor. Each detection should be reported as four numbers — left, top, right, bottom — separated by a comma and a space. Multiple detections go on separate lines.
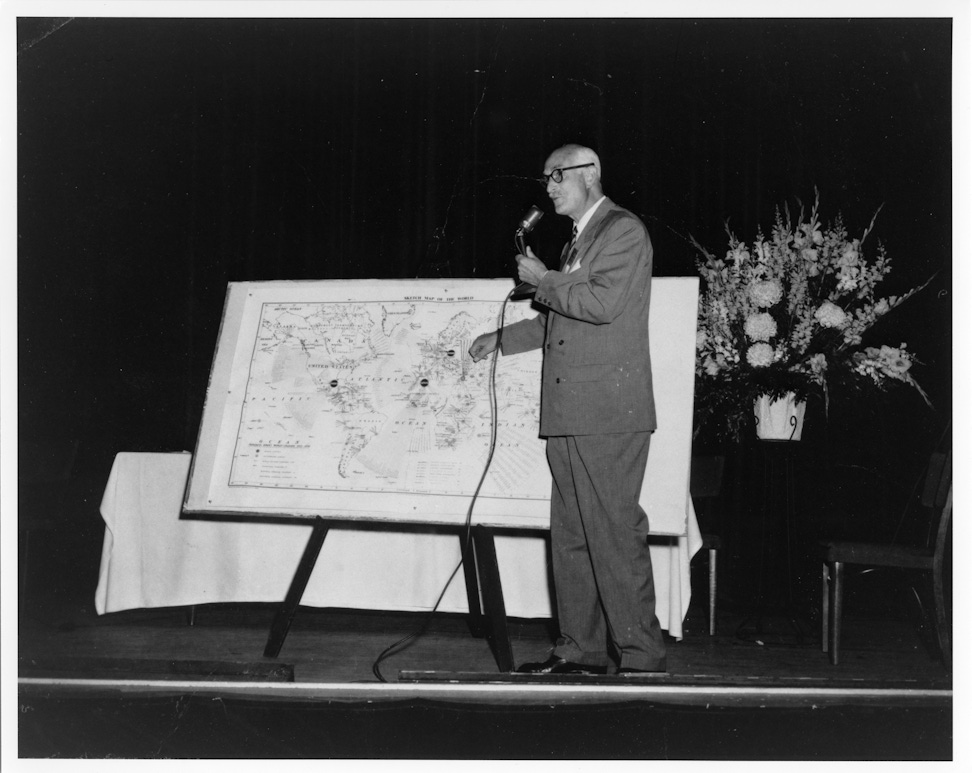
371, 286, 515, 682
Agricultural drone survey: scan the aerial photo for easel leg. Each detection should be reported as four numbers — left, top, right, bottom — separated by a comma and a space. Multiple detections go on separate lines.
471, 525, 515, 672
264, 517, 329, 658
460, 531, 487, 638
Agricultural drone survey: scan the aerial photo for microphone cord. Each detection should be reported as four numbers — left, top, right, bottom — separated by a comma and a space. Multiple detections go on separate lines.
371, 285, 516, 682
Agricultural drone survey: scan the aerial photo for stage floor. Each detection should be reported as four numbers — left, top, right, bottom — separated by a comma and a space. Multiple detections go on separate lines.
17, 576, 953, 760
20, 576, 952, 694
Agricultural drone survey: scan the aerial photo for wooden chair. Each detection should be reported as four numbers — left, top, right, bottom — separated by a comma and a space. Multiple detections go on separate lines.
820, 450, 952, 668
690, 455, 725, 636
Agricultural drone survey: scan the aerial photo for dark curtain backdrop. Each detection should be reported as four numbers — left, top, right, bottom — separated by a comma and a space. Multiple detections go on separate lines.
18, 17, 952, 552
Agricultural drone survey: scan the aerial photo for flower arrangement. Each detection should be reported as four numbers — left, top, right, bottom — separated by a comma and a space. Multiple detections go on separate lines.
692, 191, 931, 440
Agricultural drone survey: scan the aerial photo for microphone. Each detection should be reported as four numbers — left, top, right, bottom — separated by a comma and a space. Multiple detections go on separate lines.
511, 205, 544, 300
518, 205, 544, 236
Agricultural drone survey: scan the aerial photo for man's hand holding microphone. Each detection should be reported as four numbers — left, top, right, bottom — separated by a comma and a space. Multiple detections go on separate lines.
515, 246, 548, 288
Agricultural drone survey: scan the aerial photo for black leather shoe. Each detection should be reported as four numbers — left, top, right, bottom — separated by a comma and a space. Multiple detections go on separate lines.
516, 655, 608, 675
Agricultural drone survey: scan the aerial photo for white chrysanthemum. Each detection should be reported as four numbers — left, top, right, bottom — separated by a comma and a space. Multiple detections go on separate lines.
746, 342, 775, 368
749, 279, 783, 309
814, 300, 847, 328
744, 312, 777, 342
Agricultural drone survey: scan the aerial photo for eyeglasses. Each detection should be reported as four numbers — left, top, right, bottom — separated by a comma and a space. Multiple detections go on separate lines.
539, 163, 595, 185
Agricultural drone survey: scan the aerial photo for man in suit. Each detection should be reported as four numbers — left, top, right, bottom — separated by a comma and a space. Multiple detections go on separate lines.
468, 144, 666, 674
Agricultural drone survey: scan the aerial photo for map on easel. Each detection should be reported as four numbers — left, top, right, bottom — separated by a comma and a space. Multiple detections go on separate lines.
183, 278, 698, 534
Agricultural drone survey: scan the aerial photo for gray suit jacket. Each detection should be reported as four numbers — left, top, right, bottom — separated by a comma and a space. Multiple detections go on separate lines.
500, 197, 656, 436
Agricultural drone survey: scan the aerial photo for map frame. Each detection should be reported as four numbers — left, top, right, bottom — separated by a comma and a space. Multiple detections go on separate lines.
183, 278, 697, 534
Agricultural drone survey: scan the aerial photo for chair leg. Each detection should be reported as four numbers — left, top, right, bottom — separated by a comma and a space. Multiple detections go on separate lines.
19, 529, 30, 609
830, 561, 843, 665
708, 548, 717, 636
822, 563, 829, 653
932, 565, 951, 671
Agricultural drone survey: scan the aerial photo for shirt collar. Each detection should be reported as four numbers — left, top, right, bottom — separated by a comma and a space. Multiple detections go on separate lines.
574, 196, 606, 238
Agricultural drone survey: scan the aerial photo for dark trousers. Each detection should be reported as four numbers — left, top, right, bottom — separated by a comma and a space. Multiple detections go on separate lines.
546, 431, 666, 671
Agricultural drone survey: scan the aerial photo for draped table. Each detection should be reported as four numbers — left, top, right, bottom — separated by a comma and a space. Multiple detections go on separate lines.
95, 452, 702, 639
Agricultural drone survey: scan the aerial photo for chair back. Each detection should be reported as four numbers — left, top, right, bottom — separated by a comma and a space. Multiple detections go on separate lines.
690, 455, 725, 537
690, 455, 725, 499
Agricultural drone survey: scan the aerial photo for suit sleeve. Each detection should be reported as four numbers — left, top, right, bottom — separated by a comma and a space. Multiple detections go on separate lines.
532, 217, 649, 325
498, 310, 546, 356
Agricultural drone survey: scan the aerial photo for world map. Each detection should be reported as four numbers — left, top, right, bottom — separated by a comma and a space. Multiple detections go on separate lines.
226, 298, 549, 500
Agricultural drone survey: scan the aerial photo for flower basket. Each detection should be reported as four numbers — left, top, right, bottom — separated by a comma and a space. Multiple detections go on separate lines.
754, 392, 806, 441
692, 190, 932, 442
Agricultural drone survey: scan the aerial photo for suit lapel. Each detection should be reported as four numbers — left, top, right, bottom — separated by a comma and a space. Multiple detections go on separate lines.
561, 198, 615, 272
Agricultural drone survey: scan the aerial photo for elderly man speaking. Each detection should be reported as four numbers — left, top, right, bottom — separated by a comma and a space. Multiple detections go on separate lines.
469, 143, 666, 675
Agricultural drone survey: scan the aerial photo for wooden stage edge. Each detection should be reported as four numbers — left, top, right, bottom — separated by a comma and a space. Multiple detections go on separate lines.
18, 676, 952, 709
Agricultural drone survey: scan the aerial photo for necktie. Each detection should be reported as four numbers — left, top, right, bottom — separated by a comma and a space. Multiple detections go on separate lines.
564, 225, 580, 271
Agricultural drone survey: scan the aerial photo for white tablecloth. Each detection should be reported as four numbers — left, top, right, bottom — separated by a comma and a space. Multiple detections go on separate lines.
95, 452, 702, 638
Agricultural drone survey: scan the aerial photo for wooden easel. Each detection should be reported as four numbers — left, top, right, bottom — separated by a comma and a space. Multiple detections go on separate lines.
263, 519, 516, 672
